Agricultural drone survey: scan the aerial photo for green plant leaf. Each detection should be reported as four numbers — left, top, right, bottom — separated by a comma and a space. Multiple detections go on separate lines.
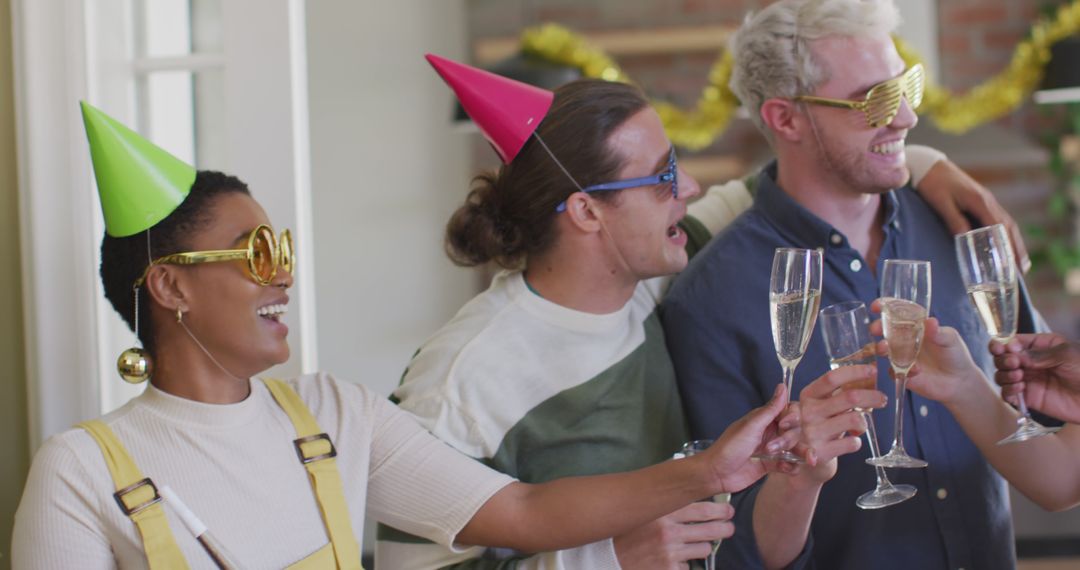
1070, 104, 1080, 134
1049, 242, 1071, 274
1050, 151, 1065, 177
1049, 191, 1070, 217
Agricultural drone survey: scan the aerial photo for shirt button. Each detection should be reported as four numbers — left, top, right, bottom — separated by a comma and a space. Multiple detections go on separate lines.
830, 233, 843, 246
937, 488, 948, 500
849, 259, 862, 272
920, 405, 929, 417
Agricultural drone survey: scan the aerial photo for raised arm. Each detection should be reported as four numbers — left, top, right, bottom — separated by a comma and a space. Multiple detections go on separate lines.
909, 148, 1030, 273
992, 333, 1080, 423
379, 501, 736, 569
749, 365, 885, 569
885, 318, 1080, 511
456, 385, 794, 551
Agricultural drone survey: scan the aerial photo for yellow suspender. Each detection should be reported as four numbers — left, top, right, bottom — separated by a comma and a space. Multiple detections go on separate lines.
80, 381, 362, 570
264, 379, 363, 570
78, 419, 189, 570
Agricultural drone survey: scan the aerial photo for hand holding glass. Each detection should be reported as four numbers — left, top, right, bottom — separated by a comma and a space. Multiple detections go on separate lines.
870, 259, 931, 468
819, 301, 916, 509
673, 440, 730, 570
955, 224, 1060, 444
757, 248, 822, 463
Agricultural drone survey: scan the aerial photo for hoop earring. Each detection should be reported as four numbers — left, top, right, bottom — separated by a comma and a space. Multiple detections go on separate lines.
176, 307, 184, 323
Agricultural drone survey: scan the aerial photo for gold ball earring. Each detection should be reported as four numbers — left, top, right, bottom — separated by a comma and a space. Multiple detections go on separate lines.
117, 347, 152, 384
116, 285, 152, 384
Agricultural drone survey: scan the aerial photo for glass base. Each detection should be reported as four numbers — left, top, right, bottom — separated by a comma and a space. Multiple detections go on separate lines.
865, 449, 928, 468
997, 418, 1062, 445
856, 483, 917, 510
751, 449, 805, 464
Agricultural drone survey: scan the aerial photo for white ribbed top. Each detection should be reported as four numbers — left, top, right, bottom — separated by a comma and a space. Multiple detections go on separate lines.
12, 373, 513, 569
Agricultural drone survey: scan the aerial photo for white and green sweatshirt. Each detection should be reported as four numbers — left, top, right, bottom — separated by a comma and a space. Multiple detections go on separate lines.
374, 147, 942, 570
374, 180, 751, 570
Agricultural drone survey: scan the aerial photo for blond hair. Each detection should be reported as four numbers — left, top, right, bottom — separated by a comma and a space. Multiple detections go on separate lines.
729, 0, 901, 136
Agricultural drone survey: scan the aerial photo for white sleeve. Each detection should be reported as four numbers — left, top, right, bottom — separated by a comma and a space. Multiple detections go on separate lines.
12, 435, 116, 570
376, 540, 622, 570
687, 178, 753, 236
906, 144, 946, 187
369, 398, 622, 570
366, 396, 514, 548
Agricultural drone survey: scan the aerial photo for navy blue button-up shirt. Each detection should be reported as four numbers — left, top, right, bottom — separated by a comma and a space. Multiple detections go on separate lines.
663, 163, 1041, 570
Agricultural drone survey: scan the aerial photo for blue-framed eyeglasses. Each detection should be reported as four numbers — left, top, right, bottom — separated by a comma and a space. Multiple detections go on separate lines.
555, 147, 679, 213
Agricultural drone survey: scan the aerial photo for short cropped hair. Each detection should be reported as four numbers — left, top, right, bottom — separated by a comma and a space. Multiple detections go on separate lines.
729, 0, 901, 137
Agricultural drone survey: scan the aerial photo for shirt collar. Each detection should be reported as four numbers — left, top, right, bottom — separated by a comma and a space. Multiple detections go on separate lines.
753, 161, 904, 249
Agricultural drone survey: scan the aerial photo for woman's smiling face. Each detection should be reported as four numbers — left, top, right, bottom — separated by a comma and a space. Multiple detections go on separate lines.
168, 192, 294, 377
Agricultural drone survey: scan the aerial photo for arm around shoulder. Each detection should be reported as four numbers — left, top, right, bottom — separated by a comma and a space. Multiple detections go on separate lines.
687, 178, 754, 237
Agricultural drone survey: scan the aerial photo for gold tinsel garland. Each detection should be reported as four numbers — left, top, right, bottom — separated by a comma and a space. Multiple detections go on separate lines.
521, 0, 1080, 150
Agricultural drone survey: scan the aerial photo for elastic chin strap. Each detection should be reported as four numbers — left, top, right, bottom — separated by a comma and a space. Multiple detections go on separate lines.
143, 229, 247, 385
177, 316, 247, 383
532, 131, 636, 281
595, 213, 636, 284
803, 102, 842, 178
532, 132, 584, 191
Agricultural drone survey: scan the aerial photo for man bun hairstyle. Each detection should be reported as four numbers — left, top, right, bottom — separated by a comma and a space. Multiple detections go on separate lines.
445, 79, 650, 269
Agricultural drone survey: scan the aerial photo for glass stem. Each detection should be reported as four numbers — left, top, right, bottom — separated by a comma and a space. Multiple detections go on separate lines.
862, 411, 890, 489
1015, 392, 1032, 419
782, 366, 796, 396
890, 371, 908, 453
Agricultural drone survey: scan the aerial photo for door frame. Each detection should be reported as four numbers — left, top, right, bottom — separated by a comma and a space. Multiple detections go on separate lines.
12, 0, 318, 449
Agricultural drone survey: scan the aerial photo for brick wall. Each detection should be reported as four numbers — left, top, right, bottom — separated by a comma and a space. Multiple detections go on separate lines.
937, 0, 1079, 333
464, 0, 1080, 334
465, 0, 1060, 142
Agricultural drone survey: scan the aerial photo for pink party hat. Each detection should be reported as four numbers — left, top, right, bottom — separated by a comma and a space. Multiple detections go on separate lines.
426, 53, 554, 163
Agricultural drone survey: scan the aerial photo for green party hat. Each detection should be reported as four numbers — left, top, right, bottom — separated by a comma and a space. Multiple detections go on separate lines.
80, 101, 196, 237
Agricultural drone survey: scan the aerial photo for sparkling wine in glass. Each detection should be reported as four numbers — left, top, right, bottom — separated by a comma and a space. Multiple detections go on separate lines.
673, 440, 729, 570
820, 301, 916, 509
955, 224, 1061, 444
869, 259, 931, 469
757, 248, 822, 463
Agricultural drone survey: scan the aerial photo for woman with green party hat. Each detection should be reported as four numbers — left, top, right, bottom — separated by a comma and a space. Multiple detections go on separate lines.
12, 102, 801, 569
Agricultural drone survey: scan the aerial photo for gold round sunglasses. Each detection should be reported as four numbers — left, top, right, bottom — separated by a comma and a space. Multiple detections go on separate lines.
133, 224, 293, 288
794, 63, 924, 128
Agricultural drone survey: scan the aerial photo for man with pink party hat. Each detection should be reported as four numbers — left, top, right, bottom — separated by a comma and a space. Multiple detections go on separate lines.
376, 54, 1020, 570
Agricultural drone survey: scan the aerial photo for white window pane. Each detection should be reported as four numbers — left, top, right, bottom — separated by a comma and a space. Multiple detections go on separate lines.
140, 0, 192, 57
192, 0, 224, 54
136, 0, 222, 57
193, 68, 227, 169
144, 71, 196, 165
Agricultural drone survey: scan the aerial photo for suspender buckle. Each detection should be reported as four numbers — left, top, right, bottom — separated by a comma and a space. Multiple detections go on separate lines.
113, 477, 162, 516
294, 432, 337, 464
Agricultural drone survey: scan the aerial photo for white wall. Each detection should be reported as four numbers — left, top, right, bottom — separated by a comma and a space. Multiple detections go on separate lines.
305, 0, 477, 398
897, 0, 940, 83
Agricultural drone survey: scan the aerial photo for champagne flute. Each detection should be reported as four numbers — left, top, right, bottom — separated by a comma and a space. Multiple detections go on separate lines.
869, 259, 931, 468
673, 440, 730, 570
819, 301, 917, 509
757, 248, 822, 463
955, 224, 1061, 444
